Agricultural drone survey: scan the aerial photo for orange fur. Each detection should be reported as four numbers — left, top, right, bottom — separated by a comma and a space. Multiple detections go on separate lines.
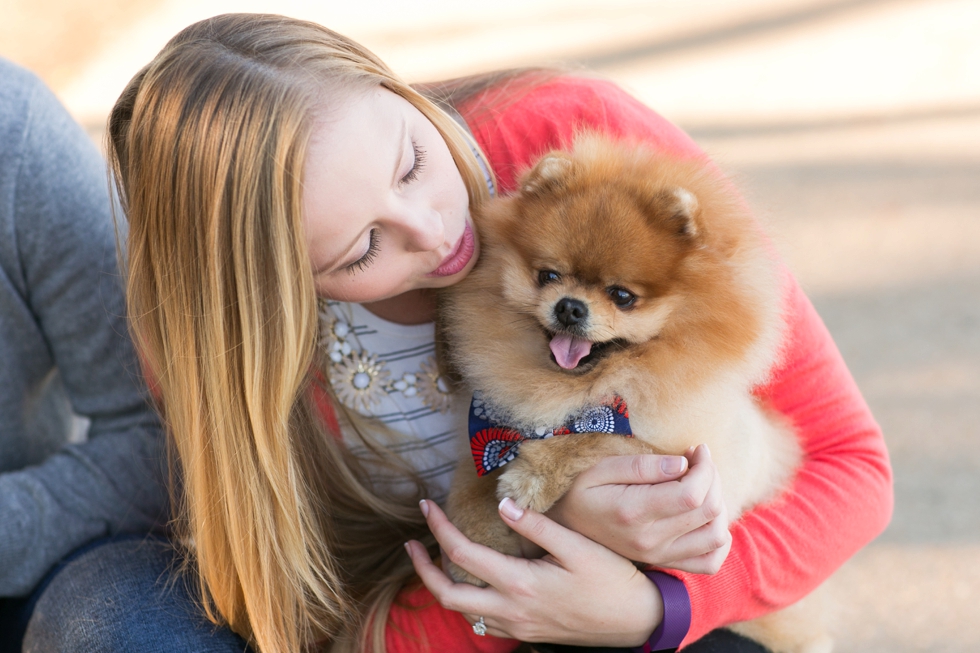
441, 134, 829, 653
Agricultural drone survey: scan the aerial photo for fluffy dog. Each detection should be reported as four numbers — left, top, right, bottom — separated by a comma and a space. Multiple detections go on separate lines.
440, 134, 830, 653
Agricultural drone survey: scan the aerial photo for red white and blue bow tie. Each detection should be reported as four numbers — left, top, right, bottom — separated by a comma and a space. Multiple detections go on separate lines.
469, 393, 633, 476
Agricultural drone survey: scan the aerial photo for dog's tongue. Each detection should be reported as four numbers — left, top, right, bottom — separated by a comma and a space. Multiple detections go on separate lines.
549, 333, 593, 369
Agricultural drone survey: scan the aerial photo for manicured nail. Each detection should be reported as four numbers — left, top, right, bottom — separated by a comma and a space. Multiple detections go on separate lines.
661, 456, 686, 474
498, 497, 524, 521
404, 541, 412, 555
419, 499, 429, 517
701, 444, 711, 457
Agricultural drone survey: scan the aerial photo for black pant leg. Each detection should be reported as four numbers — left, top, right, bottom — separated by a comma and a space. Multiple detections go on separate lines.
531, 628, 771, 653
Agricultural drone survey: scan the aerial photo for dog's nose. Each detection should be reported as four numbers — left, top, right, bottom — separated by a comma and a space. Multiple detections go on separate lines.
554, 298, 588, 327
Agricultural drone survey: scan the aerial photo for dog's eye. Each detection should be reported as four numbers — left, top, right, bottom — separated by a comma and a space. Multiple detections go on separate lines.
538, 270, 561, 286
608, 287, 636, 308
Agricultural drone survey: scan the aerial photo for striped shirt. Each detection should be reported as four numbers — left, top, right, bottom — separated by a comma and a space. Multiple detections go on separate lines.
321, 300, 462, 502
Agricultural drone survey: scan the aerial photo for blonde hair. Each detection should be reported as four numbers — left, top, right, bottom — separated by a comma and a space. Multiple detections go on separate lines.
108, 13, 492, 653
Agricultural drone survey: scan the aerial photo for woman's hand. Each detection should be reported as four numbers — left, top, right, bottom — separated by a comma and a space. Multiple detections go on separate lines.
546, 444, 731, 574
406, 498, 663, 646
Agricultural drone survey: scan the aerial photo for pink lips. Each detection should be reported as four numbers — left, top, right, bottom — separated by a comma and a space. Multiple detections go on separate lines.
428, 222, 475, 278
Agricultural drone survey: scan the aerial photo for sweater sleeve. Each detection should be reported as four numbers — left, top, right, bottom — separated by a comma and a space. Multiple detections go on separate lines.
673, 275, 892, 645
460, 76, 893, 645
0, 60, 169, 596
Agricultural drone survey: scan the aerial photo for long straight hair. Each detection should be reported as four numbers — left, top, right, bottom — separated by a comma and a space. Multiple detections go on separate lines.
108, 13, 493, 652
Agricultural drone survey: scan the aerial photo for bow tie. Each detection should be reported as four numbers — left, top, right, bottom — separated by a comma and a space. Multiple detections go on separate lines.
469, 392, 633, 476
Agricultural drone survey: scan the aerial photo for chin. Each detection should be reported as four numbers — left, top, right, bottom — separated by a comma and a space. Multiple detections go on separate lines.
439, 133, 828, 653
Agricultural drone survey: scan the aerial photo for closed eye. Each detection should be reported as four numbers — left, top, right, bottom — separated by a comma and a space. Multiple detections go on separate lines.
346, 228, 380, 275
400, 141, 426, 185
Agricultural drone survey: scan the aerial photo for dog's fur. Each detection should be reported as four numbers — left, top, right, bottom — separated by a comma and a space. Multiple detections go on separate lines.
440, 134, 829, 653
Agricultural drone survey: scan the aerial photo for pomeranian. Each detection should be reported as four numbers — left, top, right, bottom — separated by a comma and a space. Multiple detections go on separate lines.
440, 133, 830, 653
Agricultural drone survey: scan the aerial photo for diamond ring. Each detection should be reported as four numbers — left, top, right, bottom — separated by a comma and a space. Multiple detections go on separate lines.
473, 616, 487, 636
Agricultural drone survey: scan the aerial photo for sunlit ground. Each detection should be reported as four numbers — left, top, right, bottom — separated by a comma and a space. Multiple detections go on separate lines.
3, 1, 978, 651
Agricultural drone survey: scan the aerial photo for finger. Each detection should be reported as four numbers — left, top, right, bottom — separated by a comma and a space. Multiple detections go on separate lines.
577, 452, 689, 488
663, 444, 716, 515
420, 499, 531, 588
497, 497, 598, 566
406, 541, 514, 639
556, 447, 714, 530
461, 613, 511, 639
653, 457, 726, 535
661, 530, 732, 575
404, 540, 506, 617
663, 511, 732, 562
595, 445, 714, 523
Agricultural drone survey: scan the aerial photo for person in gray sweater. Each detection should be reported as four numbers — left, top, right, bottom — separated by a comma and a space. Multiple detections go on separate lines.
1, 58, 252, 653
0, 58, 170, 646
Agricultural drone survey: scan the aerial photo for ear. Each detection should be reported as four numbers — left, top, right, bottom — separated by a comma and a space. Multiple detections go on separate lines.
520, 152, 573, 195
655, 187, 701, 239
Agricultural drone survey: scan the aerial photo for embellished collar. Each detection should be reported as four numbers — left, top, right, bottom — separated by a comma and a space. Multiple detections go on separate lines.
468, 393, 632, 476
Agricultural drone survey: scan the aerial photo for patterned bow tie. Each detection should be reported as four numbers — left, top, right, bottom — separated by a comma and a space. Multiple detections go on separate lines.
469, 393, 633, 476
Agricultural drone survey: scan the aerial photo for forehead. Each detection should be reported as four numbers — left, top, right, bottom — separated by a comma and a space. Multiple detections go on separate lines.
304, 87, 399, 210
511, 187, 688, 286
302, 87, 409, 261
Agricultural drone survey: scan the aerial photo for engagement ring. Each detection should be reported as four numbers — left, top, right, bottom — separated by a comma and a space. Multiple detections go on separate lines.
473, 616, 487, 636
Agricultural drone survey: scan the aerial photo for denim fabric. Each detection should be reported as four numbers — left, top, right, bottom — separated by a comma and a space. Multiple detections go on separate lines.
8, 534, 772, 653
19, 536, 249, 653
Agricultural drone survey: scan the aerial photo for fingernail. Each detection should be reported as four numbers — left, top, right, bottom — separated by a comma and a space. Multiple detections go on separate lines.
404, 541, 412, 555
701, 444, 711, 457
498, 497, 524, 521
419, 499, 429, 517
661, 456, 686, 474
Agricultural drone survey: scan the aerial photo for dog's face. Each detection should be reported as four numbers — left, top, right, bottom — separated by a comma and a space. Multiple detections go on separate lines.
483, 146, 706, 375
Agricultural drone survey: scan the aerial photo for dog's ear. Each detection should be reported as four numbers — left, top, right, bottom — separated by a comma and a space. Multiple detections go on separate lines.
651, 187, 701, 240
520, 152, 573, 195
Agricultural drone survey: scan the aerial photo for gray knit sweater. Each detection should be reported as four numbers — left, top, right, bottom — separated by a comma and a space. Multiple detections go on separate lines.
0, 59, 167, 596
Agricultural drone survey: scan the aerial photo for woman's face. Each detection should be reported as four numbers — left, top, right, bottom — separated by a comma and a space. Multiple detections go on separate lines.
303, 87, 478, 305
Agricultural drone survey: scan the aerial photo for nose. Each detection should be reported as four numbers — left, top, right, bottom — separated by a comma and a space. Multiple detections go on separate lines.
554, 298, 588, 327
400, 205, 445, 253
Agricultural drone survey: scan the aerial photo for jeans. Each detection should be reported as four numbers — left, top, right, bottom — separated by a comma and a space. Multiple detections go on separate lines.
4, 535, 769, 653
4, 535, 249, 653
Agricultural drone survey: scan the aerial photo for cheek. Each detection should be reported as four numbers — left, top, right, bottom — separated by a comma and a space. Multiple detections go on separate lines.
431, 144, 469, 214
316, 260, 414, 302
500, 258, 539, 308
609, 297, 680, 343
443, 164, 470, 217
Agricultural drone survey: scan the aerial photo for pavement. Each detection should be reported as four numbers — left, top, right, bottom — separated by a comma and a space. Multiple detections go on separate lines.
3, 1, 978, 651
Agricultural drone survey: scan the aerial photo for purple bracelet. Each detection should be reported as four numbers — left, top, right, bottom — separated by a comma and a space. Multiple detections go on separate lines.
632, 571, 691, 652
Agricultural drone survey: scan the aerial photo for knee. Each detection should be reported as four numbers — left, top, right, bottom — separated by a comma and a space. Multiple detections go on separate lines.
23, 537, 246, 653
23, 538, 174, 652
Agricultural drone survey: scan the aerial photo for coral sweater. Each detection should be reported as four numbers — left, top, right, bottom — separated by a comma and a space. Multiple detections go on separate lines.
381, 76, 893, 651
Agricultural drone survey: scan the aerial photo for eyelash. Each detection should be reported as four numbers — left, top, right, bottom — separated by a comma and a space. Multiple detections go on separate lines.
400, 142, 426, 184
343, 142, 422, 275
346, 228, 380, 275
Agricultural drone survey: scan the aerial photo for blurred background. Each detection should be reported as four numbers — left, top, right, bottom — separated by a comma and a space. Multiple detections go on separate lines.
2, 0, 978, 651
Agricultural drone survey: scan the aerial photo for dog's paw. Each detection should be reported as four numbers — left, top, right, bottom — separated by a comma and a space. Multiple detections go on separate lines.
446, 560, 489, 587
497, 458, 554, 513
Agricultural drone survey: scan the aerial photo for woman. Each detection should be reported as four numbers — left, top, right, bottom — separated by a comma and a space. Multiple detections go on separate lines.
106, 12, 892, 653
